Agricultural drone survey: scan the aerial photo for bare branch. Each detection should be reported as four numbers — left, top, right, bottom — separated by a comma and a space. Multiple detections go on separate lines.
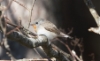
6, 26, 20, 35
84, 0, 100, 26
72, 50, 83, 61
3, 37, 15, 60
88, 27, 100, 34
58, 40, 76, 61
4, 16, 37, 36
0, 7, 15, 60
0, 0, 13, 18
6, 28, 72, 61
4, 0, 13, 11
28, 0, 36, 28
84, 0, 100, 34
0, 59, 56, 61
13, 0, 30, 12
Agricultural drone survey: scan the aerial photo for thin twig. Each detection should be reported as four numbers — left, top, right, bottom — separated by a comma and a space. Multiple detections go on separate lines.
0, 40, 4, 46
6, 26, 20, 35
0, 15, 15, 60
28, 0, 42, 57
4, 0, 13, 11
72, 50, 83, 61
58, 40, 76, 61
0, 0, 13, 18
3, 38, 15, 60
28, 0, 36, 28
33, 48, 42, 58
0, 59, 56, 61
4, 16, 21, 27
13, 0, 30, 12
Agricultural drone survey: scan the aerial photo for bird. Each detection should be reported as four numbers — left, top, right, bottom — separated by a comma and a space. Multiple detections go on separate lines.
30, 18, 72, 41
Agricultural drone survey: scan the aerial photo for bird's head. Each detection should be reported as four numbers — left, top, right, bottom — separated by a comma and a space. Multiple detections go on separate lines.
30, 18, 45, 32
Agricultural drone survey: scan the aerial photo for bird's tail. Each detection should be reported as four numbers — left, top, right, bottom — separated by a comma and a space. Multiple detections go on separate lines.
59, 32, 73, 39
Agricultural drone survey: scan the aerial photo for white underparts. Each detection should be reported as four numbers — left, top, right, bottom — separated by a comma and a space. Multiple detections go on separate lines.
37, 26, 57, 41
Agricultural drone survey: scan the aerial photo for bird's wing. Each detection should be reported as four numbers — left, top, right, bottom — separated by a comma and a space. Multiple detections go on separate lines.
42, 21, 60, 35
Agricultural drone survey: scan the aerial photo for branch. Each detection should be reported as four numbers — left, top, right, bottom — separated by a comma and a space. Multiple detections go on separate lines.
13, 0, 30, 12
6, 27, 72, 61
84, 0, 99, 26
0, 59, 56, 61
4, 16, 37, 36
43, 44, 72, 61
28, 0, 36, 28
84, 0, 100, 34
0, 5, 15, 60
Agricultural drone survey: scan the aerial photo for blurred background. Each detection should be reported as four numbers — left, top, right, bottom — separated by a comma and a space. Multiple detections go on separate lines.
0, 0, 100, 61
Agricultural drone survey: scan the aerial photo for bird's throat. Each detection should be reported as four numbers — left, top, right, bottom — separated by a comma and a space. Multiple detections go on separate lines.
33, 25, 37, 32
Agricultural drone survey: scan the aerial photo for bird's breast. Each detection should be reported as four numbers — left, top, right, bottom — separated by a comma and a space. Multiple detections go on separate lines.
37, 26, 57, 41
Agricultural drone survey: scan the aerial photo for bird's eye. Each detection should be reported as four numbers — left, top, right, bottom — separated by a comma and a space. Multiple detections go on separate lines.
36, 22, 38, 24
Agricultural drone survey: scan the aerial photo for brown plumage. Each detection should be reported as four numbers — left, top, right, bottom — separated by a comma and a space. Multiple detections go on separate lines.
41, 21, 60, 35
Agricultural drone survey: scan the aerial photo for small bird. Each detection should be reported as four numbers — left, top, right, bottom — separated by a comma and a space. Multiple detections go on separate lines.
31, 18, 72, 41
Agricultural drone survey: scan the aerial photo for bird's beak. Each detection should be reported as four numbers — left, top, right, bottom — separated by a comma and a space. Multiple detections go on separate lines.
30, 24, 37, 32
